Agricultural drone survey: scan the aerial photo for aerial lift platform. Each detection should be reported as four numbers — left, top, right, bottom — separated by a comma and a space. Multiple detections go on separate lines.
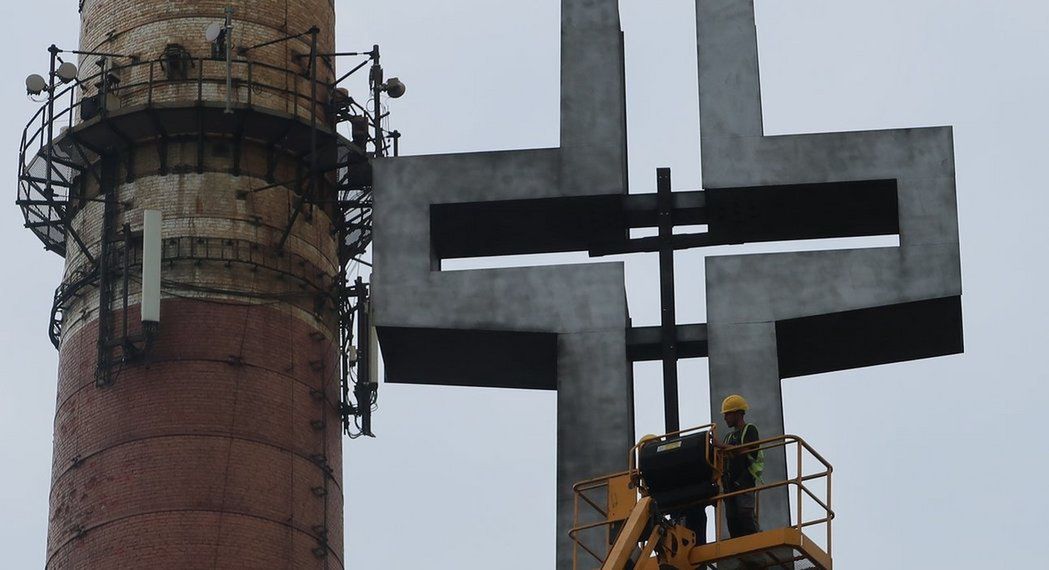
570, 425, 833, 569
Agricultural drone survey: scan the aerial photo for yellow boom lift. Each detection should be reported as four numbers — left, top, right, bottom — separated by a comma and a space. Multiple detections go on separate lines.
570, 425, 834, 569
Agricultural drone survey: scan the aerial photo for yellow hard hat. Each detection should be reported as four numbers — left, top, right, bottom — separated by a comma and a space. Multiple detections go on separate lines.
638, 433, 659, 446
721, 394, 749, 414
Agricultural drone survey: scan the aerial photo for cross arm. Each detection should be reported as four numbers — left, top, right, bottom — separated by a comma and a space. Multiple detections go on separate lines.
626, 323, 708, 361
430, 178, 900, 260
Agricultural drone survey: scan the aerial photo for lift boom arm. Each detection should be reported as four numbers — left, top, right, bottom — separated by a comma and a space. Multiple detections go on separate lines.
602, 496, 659, 570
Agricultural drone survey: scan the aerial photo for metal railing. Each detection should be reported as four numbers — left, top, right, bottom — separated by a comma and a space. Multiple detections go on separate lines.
16, 52, 382, 257
569, 429, 834, 569
15, 54, 327, 256
18, 53, 341, 186
569, 423, 719, 569
711, 434, 834, 554
48, 234, 338, 349
570, 471, 633, 565
20, 53, 336, 161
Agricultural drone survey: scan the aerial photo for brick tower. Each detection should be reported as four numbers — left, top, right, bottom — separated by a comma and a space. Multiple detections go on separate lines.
14, 0, 377, 567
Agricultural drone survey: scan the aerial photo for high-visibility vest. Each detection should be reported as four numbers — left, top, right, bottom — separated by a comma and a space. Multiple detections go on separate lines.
733, 423, 765, 484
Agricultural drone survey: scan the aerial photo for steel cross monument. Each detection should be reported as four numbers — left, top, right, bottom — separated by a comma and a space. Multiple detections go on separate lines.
372, 0, 963, 566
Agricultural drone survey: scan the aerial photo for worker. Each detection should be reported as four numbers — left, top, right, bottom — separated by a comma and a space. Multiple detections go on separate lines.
715, 394, 763, 538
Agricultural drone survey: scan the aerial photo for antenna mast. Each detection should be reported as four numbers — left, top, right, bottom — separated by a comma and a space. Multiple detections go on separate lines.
224, 5, 234, 113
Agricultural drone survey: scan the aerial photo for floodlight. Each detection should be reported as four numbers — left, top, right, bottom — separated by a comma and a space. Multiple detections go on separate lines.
25, 74, 47, 95
205, 22, 224, 43
56, 62, 78, 83
385, 77, 405, 99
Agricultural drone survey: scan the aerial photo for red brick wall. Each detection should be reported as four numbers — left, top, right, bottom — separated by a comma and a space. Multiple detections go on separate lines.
48, 299, 343, 568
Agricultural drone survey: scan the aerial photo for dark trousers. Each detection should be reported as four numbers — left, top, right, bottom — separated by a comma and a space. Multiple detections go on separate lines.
683, 505, 708, 545
725, 490, 760, 538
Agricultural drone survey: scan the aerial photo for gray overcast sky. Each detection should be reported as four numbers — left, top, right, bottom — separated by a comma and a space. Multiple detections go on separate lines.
2, 1, 1046, 568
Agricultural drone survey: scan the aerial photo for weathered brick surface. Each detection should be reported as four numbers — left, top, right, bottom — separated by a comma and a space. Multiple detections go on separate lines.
48, 437, 344, 560
54, 300, 341, 470
50, 299, 343, 568
61, 168, 341, 342
80, 0, 336, 63
44, 2, 346, 566
79, 0, 336, 117
67, 171, 339, 273
46, 511, 335, 569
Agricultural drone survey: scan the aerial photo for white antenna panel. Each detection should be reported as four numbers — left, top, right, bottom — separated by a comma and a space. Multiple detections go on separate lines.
141, 210, 162, 323
205, 22, 224, 42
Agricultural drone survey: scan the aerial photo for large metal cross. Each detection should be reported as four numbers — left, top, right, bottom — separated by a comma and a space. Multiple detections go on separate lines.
424, 165, 906, 433
372, 0, 962, 564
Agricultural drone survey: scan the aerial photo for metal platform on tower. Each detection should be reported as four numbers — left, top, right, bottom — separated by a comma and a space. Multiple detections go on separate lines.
16, 54, 374, 260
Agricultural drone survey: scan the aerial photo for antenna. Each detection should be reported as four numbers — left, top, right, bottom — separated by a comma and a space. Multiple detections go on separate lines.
385, 77, 406, 98
222, 6, 234, 113
56, 62, 78, 83
204, 21, 224, 43
141, 210, 162, 326
25, 74, 47, 95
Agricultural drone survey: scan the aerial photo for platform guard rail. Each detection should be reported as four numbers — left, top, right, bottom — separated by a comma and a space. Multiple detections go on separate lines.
570, 426, 834, 569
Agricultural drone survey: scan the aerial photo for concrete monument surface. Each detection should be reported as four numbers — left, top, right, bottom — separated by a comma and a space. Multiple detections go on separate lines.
373, 2, 632, 566
698, 0, 961, 528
